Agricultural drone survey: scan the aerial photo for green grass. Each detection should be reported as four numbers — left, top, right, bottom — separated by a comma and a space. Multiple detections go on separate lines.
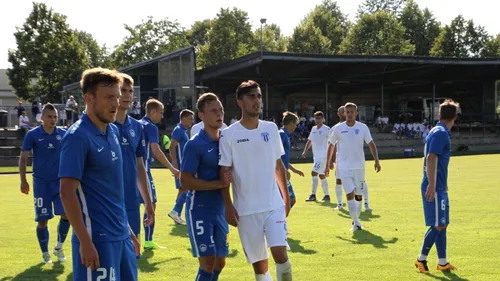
0, 166, 31, 173
1, 154, 499, 281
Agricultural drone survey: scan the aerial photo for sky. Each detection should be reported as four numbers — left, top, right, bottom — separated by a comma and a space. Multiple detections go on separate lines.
1, 0, 499, 69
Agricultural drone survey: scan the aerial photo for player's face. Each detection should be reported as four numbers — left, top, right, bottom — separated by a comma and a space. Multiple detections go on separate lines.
237, 88, 262, 118
182, 114, 194, 128
200, 100, 224, 130
338, 109, 346, 121
86, 83, 120, 124
151, 105, 164, 124
119, 83, 134, 110
286, 120, 298, 133
344, 106, 357, 122
314, 115, 323, 125
41, 109, 58, 128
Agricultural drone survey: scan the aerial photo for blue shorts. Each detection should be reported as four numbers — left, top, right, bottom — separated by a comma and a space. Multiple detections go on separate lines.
140, 171, 157, 204
422, 190, 450, 227
72, 238, 137, 281
126, 208, 141, 238
288, 181, 296, 199
33, 179, 64, 222
186, 210, 229, 258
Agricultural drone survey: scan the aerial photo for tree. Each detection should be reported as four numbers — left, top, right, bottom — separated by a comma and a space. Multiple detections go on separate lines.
339, 10, 415, 55
197, 8, 254, 68
430, 15, 489, 58
111, 17, 189, 68
288, 0, 349, 54
357, 0, 407, 16
186, 19, 212, 48
399, 1, 440, 56
252, 23, 289, 52
75, 30, 111, 68
482, 34, 500, 57
7, 2, 88, 103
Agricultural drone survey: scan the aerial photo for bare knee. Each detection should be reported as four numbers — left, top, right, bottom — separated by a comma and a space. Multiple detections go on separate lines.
37, 220, 48, 228
252, 259, 269, 275
311, 171, 318, 177
214, 257, 226, 271
435, 225, 448, 231
198, 255, 216, 272
346, 191, 355, 200
270, 246, 288, 264
318, 175, 326, 180
355, 195, 363, 201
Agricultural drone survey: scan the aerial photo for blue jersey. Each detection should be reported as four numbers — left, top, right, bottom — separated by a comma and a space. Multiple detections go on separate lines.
21, 126, 66, 182
59, 114, 128, 242
139, 117, 159, 171
114, 116, 146, 210
279, 128, 291, 169
181, 129, 224, 214
171, 123, 188, 165
421, 122, 451, 193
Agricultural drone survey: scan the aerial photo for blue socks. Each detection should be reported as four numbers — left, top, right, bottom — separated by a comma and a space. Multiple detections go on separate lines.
144, 213, 155, 241
196, 268, 213, 281
36, 226, 49, 253
212, 270, 221, 281
435, 228, 447, 259
173, 192, 187, 215
57, 219, 70, 248
419, 227, 440, 258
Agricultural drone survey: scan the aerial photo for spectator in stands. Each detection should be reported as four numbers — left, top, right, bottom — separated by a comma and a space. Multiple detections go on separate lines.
31, 100, 42, 126
14, 100, 25, 118
19, 111, 31, 131
65, 96, 76, 127
131, 97, 141, 119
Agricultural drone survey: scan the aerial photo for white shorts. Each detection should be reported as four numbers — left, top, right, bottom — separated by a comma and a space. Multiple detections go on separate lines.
312, 157, 327, 175
338, 169, 365, 195
237, 206, 288, 264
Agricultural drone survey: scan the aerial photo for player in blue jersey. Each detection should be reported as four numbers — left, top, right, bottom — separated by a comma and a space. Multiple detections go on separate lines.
279, 111, 305, 209
140, 99, 179, 249
168, 109, 194, 224
114, 73, 155, 257
19, 103, 70, 264
59, 68, 139, 280
181, 93, 231, 281
414, 99, 459, 273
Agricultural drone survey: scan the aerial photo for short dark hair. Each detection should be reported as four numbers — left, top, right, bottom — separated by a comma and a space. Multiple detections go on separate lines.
282, 111, 299, 126
120, 73, 134, 86
145, 99, 163, 114
196, 93, 219, 112
180, 109, 194, 119
344, 102, 358, 111
42, 103, 57, 113
337, 105, 345, 113
80, 67, 122, 95
439, 99, 460, 121
314, 111, 324, 118
236, 80, 260, 100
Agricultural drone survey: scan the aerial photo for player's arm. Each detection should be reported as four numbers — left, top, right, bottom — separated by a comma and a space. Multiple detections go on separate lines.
365, 126, 381, 172
151, 143, 178, 173
301, 139, 312, 157
60, 178, 92, 246
218, 130, 238, 226
169, 131, 180, 169
136, 157, 154, 226
276, 158, 290, 215
424, 132, 446, 201
288, 163, 304, 176
19, 132, 33, 194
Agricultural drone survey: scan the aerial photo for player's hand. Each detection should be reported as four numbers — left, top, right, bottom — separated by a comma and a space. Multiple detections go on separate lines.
374, 161, 381, 173
221, 170, 232, 186
295, 170, 304, 177
425, 184, 435, 202
170, 167, 180, 178
80, 241, 99, 270
20, 181, 30, 194
225, 205, 239, 227
301, 152, 306, 158
131, 233, 140, 256
144, 203, 155, 227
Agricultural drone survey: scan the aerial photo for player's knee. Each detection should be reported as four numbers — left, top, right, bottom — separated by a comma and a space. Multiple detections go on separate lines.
346, 192, 355, 200
37, 220, 48, 228
252, 260, 269, 275
199, 255, 216, 272
214, 257, 226, 271
355, 195, 362, 201
270, 246, 288, 264
311, 171, 318, 176
336, 179, 342, 185
435, 225, 447, 231
319, 175, 326, 180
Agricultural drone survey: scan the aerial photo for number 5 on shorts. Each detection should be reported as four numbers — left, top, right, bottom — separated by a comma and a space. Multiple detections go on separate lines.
196, 220, 204, 235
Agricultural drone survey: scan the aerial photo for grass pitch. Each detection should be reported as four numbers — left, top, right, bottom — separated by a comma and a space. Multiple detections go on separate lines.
0, 154, 499, 281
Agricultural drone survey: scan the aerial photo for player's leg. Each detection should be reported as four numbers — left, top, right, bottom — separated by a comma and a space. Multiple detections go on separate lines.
306, 160, 320, 202
266, 206, 292, 281
143, 172, 163, 249
287, 181, 296, 209
127, 208, 141, 258
238, 213, 272, 281
168, 178, 187, 224
434, 192, 455, 271
186, 209, 218, 280
51, 180, 70, 262
120, 238, 139, 281
33, 180, 54, 263
415, 189, 440, 273
353, 170, 365, 222
363, 181, 371, 211
339, 170, 361, 230
317, 159, 330, 201
334, 177, 343, 210
212, 214, 229, 281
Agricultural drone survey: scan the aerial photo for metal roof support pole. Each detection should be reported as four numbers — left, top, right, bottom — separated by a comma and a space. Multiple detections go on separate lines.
325, 83, 329, 123
495, 80, 499, 121
380, 83, 384, 116
265, 83, 269, 119
432, 83, 436, 124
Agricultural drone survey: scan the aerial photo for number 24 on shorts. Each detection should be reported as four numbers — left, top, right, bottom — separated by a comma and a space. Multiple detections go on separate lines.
97, 267, 116, 281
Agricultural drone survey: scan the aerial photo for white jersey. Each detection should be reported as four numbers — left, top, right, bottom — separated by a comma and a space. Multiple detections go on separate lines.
219, 120, 285, 216
307, 125, 330, 160
190, 121, 227, 138
328, 121, 373, 170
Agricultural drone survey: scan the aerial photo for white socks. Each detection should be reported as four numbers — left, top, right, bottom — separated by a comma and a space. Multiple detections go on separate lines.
321, 178, 329, 196
438, 258, 448, 265
255, 271, 273, 281
363, 182, 369, 203
335, 184, 343, 205
276, 260, 293, 281
311, 176, 319, 194
347, 199, 359, 225
355, 199, 362, 221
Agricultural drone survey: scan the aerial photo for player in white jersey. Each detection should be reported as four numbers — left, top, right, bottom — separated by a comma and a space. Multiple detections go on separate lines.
302, 111, 330, 202
190, 120, 228, 138
326, 102, 381, 231
219, 80, 292, 281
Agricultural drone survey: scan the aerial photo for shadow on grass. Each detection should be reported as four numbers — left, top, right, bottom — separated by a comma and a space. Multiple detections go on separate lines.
169, 223, 188, 238
422, 271, 470, 281
336, 209, 381, 222
287, 238, 318, 255
5, 262, 65, 281
137, 249, 181, 273
336, 230, 398, 249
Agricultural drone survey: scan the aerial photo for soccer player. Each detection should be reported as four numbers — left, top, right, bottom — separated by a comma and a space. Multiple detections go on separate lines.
280, 111, 305, 209
414, 99, 459, 273
181, 93, 231, 281
220, 80, 292, 281
190, 119, 227, 138
168, 109, 194, 224
114, 73, 155, 256
326, 102, 381, 231
302, 111, 330, 202
19, 103, 70, 263
140, 99, 180, 249
59, 68, 138, 280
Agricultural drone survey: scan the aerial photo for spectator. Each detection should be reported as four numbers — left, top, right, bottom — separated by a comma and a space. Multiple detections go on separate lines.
65, 96, 76, 126
14, 100, 25, 118
19, 111, 31, 131
131, 97, 142, 119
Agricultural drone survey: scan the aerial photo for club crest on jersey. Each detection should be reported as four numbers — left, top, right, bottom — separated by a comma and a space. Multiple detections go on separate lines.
354, 129, 360, 135
56, 135, 62, 141
261, 132, 270, 142
130, 129, 135, 138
